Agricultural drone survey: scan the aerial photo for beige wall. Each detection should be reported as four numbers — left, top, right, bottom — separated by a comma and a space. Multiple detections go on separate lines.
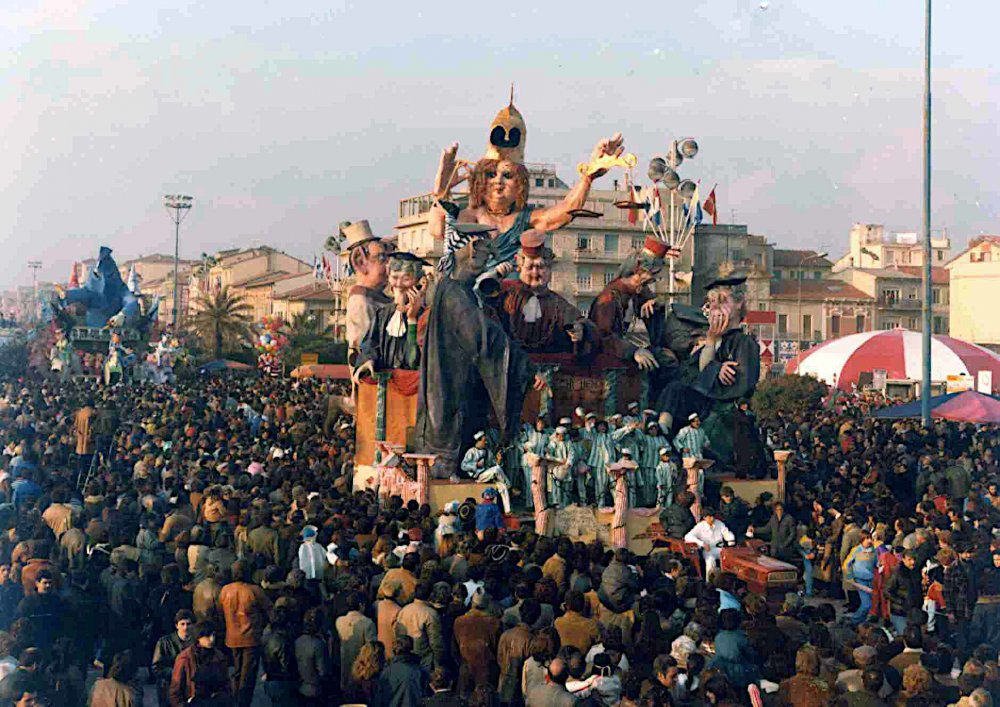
948, 244, 1000, 346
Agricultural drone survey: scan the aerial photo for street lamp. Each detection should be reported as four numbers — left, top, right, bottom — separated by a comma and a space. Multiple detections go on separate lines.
647, 138, 699, 303
163, 195, 193, 328
796, 251, 828, 345
27, 261, 42, 323
920, 0, 933, 427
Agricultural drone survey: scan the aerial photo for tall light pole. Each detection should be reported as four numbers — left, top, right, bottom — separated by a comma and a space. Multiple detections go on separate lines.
920, 0, 933, 427
163, 195, 193, 329
27, 261, 42, 323
796, 251, 828, 344
647, 138, 699, 304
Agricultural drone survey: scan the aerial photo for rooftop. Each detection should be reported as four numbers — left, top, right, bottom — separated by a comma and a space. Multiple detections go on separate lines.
772, 249, 833, 268
279, 282, 337, 302
770, 280, 873, 301
231, 271, 295, 288
895, 266, 950, 285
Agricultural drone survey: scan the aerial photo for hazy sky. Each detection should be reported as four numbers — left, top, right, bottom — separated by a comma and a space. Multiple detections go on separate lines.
4, 0, 998, 289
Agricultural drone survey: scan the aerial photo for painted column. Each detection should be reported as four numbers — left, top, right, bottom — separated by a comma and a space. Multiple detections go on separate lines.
528, 454, 552, 537
773, 450, 792, 503
404, 453, 437, 509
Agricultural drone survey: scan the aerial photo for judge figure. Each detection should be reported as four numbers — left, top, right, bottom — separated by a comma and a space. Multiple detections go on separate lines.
414, 236, 546, 477
495, 231, 595, 356
342, 221, 393, 366
354, 252, 428, 378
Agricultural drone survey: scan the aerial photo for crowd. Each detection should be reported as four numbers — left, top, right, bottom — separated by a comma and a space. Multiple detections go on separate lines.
0, 353, 997, 707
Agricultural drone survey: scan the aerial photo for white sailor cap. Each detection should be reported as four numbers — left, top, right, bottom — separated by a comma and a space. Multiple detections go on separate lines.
473, 431, 486, 441
688, 413, 699, 421
627, 402, 639, 411
621, 448, 633, 456
643, 409, 656, 416
585, 412, 597, 420
574, 407, 585, 418
559, 417, 572, 426
555, 426, 567, 434
659, 447, 669, 456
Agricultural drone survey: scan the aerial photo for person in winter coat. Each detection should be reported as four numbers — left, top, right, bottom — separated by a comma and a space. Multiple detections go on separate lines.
261, 606, 298, 707
752, 501, 798, 562
884, 550, 924, 635
718, 486, 750, 540
659, 491, 696, 540
375, 635, 428, 707
170, 622, 231, 707
705, 609, 760, 692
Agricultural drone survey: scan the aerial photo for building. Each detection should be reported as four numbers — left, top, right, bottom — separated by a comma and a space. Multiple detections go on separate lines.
833, 223, 950, 271
771, 249, 833, 282
396, 163, 706, 311
117, 254, 196, 288
766, 279, 874, 344
835, 266, 949, 334
946, 235, 1000, 352
271, 281, 348, 339
188, 246, 312, 323
231, 271, 314, 323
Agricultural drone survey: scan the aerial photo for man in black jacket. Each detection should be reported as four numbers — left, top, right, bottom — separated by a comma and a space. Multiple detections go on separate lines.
659, 491, 696, 539
152, 609, 194, 707
718, 486, 750, 539
885, 551, 924, 636
261, 605, 299, 706
752, 502, 798, 562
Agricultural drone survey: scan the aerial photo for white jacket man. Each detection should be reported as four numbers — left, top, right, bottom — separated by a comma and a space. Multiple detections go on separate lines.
683, 508, 734, 577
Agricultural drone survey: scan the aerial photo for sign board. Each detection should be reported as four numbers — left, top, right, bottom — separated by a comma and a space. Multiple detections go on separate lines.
872, 369, 887, 392
945, 374, 974, 394
759, 339, 774, 362
777, 340, 799, 362
978, 370, 994, 394
300, 352, 319, 366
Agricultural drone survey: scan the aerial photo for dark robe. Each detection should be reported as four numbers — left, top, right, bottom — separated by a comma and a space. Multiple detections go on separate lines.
415, 276, 535, 476
657, 327, 761, 431
588, 279, 649, 360
497, 280, 594, 355
356, 304, 421, 371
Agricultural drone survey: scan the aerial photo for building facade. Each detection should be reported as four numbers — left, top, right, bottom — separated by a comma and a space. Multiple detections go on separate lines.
833, 223, 950, 271
946, 235, 1000, 352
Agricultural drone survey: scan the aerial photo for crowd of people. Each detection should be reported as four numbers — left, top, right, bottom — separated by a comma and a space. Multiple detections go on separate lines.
0, 353, 997, 707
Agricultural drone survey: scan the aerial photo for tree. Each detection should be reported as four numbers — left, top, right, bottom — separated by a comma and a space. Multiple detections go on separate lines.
751, 374, 828, 423
187, 287, 253, 359
286, 312, 346, 365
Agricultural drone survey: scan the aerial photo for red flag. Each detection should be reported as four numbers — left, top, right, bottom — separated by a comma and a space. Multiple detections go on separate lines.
703, 186, 718, 226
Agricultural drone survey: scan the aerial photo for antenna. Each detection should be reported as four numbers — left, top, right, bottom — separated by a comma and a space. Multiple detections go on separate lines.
510, 83, 515, 106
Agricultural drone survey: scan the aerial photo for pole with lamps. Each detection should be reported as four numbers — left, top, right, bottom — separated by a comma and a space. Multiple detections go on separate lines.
920, 0, 933, 427
163, 195, 193, 329
646, 138, 700, 304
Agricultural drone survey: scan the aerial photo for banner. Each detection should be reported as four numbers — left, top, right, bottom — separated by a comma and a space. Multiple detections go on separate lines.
978, 370, 993, 394
946, 374, 974, 394
300, 352, 319, 366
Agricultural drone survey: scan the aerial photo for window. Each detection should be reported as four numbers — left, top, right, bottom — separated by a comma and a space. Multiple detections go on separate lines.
932, 288, 940, 305
856, 314, 865, 332
936, 250, 943, 261
880, 320, 896, 330
548, 179, 555, 188
908, 317, 918, 329
535, 178, 544, 187
813, 271, 822, 279
802, 314, 812, 338
604, 270, 615, 285
777, 314, 788, 335
882, 288, 900, 304
577, 236, 591, 251
631, 237, 643, 251
831, 315, 841, 336
576, 274, 592, 290
604, 234, 619, 253
933, 316, 945, 334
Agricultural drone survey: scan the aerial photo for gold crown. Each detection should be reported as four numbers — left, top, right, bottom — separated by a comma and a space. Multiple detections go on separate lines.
484, 86, 526, 164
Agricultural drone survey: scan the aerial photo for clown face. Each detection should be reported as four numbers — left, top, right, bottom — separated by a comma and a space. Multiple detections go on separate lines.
704, 288, 739, 332
388, 268, 418, 295
519, 254, 551, 290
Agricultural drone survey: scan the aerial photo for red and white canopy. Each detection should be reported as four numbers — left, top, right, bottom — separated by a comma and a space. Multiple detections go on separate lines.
787, 329, 1000, 392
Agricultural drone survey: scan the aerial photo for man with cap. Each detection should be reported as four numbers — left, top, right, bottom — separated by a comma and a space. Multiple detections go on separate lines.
622, 401, 641, 427
475, 488, 505, 535
655, 447, 679, 509
354, 251, 427, 378
545, 425, 575, 509
674, 413, 709, 460
518, 416, 549, 511
296, 525, 328, 599
460, 431, 513, 513
637, 420, 668, 507
588, 237, 672, 374
581, 416, 616, 507
683, 506, 735, 577
495, 230, 597, 356
341, 220, 393, 366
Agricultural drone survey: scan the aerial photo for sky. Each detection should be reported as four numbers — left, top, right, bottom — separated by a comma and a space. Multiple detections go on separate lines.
3, 0, 998, 289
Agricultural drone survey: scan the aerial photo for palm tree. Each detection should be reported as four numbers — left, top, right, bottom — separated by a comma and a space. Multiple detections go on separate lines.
287, 312, 336, 363
188, 286, 253, 359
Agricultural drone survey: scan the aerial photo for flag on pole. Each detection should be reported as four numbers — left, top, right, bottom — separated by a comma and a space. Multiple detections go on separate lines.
313, 256, 322, 279
681, 184, 703, 231
704, 185, 718, 226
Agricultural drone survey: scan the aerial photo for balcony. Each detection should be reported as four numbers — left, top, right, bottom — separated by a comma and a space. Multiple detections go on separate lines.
878, 296, 922, 310
569, 248, 619, 263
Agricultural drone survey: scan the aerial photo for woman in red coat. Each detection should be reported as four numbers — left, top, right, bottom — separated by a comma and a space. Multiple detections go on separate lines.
170, 622, 230, 707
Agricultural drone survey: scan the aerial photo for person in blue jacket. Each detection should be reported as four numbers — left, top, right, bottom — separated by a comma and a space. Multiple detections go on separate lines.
475, 488, 505, 536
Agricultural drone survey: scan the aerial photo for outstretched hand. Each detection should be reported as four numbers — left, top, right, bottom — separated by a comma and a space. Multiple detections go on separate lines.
532, 373, 550, 393
588, 133, 625, 178
434, 142, 461, 197
352, 360, 375, 384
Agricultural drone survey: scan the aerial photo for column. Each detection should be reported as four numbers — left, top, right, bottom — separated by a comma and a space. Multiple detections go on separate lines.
373, 371, 391, 463
528, 454, 552, 537
404, 454, 437, 509
773, 450, 792, 503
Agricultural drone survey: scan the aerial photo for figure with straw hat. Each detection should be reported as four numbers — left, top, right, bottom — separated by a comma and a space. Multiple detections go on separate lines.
340, 220, 394, 366
429, 90, 632, 272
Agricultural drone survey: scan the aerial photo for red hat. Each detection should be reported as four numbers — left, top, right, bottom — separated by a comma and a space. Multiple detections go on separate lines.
641, 237, 669, 260
519, 230, 546, 257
